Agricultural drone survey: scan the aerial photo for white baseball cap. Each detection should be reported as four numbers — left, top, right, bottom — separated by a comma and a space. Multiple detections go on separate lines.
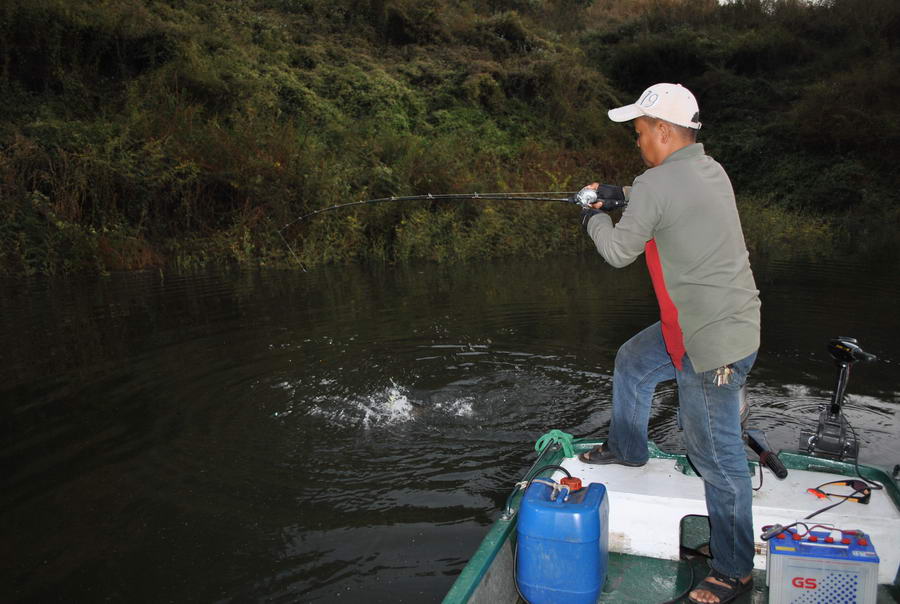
608, 83, 702, 129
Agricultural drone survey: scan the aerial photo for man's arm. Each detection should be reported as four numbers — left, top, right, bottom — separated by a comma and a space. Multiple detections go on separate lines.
584, 178, 661, 268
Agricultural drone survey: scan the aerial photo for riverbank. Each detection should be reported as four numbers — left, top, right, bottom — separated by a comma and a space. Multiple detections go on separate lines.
2, 0, 898, 275
0, 192, 849, 275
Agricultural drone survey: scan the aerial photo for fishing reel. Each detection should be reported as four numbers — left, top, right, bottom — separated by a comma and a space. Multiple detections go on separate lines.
573, 186, 628, 211
574, 188, 599, 208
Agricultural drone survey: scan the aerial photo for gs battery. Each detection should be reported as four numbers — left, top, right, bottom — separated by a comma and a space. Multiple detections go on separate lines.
766, 527, 879, 604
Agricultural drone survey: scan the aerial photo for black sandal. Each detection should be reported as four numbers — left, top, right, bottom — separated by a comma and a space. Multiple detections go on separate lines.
681, 541, 712, 560
577, 443, 646, 467
688, 568, 753, 604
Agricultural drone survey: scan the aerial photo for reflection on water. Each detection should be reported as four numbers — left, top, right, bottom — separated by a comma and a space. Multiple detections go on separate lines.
1, 255, 899, 602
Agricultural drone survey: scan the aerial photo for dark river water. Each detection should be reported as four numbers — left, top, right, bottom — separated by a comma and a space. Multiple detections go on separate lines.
2, 254, 899, 603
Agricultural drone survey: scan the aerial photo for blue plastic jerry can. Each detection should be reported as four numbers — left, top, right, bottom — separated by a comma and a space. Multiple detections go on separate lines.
516, 481, 609, 604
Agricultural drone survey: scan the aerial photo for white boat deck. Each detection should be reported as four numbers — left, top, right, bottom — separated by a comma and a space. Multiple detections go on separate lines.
556, 455, 900, 585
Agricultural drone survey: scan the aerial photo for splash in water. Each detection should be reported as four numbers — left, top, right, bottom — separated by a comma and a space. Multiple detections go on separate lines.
275, 379, 480, 428
435, 397, 475, 418
358, 382, 414, 428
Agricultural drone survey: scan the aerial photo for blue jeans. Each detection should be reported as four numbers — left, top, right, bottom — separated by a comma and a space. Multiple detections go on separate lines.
607, 322, 757, 579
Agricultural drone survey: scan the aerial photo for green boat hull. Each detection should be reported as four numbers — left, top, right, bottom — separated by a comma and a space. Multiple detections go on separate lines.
444, 440, 900, 604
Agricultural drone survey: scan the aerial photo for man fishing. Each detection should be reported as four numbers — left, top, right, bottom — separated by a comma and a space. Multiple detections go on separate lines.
578, 83, 761, 604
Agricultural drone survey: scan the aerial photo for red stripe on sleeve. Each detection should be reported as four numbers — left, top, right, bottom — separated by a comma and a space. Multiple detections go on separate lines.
645, 239, 686, 370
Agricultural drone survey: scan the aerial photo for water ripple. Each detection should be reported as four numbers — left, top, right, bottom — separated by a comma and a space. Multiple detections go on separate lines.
2, 257, 899, 603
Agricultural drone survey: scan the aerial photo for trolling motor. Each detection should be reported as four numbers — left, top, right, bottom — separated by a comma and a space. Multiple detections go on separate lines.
799, 337, 877, 461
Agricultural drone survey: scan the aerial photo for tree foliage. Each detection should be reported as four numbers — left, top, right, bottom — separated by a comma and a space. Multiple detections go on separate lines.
1, 0, 898, 274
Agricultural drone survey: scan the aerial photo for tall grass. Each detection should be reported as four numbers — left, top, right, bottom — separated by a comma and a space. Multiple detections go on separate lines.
1, 0, 897, 274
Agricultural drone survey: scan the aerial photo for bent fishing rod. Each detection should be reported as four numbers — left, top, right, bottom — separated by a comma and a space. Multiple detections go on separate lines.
278, 186, 627, 265
280, 186, 630, 229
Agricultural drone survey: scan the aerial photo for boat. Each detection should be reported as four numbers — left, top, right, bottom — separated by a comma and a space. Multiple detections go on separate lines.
443, 338, 900, 603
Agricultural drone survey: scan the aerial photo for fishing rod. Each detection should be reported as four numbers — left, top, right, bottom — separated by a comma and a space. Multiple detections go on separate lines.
278, 187, 626, 266
281, 191, 580, 231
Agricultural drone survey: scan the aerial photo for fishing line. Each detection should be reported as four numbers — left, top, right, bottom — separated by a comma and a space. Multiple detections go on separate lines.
277, 188, 626, 268
279, 191, 579, 231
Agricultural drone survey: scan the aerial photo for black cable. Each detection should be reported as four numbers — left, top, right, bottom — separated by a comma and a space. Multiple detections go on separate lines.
501, 445, 564, 519
513, 543, 531, 604
785, 406, 884, 520
763, 521, 870, 543
804, 488, 865, 520
502, 464, 572, 512
752, 461, 764, 491
526, 464, 572, 481
503, 465, 574, 514
659, 563, 696, 604
761, 521, 807, 540
845, 417, 884, 491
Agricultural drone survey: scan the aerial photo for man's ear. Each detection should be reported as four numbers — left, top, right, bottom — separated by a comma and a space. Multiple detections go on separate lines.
656, 120, 672, 144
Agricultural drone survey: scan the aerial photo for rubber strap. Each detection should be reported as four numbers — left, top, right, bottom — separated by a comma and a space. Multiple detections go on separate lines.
534, 429, 575, 458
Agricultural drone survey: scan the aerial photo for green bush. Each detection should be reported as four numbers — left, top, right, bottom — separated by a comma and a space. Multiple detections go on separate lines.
1, 0, 899, 275
737, 196, 837, 260
725, 27, 814, 76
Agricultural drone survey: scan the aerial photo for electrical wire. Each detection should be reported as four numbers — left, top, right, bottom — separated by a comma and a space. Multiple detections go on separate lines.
796, 398, 884, 521
659, 563, 697, 604
752, 461, 764, 491
760, 412, 887, 534
761, 521, 868, 544
804, 488, 866, 519
526, 464, 572, 481
845, 418, 884, 492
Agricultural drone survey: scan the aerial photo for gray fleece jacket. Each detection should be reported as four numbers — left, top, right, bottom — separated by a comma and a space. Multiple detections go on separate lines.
586, 143, 760, 372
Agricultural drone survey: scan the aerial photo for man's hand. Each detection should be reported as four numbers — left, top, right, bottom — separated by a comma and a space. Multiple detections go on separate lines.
584, 182, 627, 211
581, 206, 602, 230
585, 182, 602, 209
